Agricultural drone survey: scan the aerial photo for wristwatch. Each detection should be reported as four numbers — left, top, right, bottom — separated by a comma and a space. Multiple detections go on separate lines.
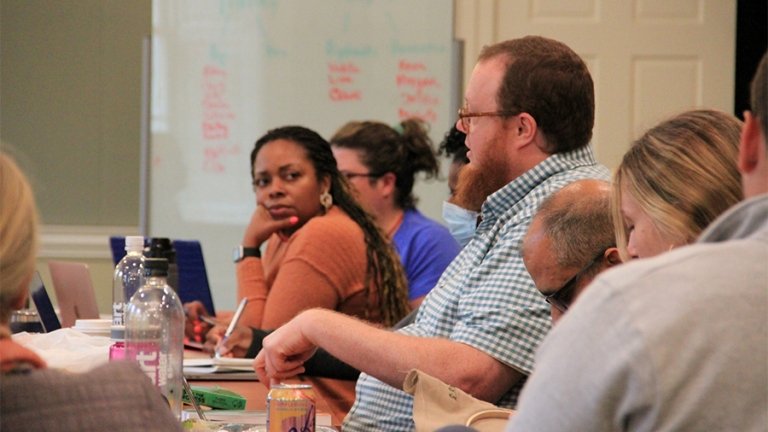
233, 245, 261, 263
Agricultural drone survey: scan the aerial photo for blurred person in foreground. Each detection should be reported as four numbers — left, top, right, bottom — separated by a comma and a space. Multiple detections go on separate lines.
0, 151, 181, 432
506, 52, 768, 432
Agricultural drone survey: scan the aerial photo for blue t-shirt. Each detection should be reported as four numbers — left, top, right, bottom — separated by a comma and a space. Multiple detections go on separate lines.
392, 209, 460, 300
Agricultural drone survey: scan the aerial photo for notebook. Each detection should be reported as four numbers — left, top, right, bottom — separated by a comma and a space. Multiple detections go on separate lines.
29, 271, 62, 332
47, 261, 100, 328
183, 357, 258, 381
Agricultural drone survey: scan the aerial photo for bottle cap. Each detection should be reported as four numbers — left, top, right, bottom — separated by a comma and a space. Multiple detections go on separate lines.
125, 236, 144, 252
143, 257, 169, 277
145, 237, 176, 263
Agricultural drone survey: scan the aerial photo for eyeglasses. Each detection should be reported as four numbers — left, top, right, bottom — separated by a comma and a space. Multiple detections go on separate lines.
544, 251, 605, 313
457, 106, 517, 133
341, 171, 383, 181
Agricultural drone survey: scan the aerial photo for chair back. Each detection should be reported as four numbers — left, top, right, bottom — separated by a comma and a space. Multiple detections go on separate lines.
173, 239, 216, 316
109, 236, 216, 315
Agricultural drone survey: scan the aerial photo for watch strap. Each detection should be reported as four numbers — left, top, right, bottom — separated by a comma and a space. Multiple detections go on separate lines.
234, 245, 261, 263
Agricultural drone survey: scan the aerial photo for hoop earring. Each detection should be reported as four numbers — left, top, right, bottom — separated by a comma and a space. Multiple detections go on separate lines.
320, 191, 333, 211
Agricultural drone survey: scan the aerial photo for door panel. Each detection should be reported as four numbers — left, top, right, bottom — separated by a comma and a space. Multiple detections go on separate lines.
455, 0, 736, 169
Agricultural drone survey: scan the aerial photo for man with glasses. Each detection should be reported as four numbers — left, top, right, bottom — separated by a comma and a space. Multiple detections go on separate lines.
521, 179, 621, 323
254, 35, 609, 431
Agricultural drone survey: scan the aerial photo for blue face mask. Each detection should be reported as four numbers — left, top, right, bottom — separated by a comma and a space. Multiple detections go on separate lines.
442, 201, 479, 248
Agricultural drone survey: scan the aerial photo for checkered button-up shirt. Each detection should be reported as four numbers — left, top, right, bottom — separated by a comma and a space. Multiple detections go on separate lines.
342, 146, 610, 431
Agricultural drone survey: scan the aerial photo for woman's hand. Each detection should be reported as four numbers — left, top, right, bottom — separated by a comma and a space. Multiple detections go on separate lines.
183, 301, 214, 343
204, 324, 254, 358
242, 205, 299, 247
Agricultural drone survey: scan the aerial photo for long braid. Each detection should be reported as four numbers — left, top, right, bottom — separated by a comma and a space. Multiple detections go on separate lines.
329, 118, 443, 324
252, 126, 411, 326
331, 176, 411, 326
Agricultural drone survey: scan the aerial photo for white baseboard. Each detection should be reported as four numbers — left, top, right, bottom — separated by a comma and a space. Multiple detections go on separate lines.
39, 225, 140, 259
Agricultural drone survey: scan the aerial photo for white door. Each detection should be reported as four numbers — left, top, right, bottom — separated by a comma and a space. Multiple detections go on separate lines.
455, 0, 736, 169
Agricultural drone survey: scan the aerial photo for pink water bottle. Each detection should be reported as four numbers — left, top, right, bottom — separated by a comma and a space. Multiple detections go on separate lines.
108, 325, 125, 361
125, 258, 185, 418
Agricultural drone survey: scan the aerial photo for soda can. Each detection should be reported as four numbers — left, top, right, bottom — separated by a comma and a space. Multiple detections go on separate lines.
267, 383, 316, 432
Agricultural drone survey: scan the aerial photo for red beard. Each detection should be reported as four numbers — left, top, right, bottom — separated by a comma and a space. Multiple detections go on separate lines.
451, 159, 509, 212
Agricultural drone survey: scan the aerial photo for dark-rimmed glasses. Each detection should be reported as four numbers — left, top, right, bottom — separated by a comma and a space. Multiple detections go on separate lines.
341, 171, 383, 181
457, 106, 517, 133
544, 251, 605, 313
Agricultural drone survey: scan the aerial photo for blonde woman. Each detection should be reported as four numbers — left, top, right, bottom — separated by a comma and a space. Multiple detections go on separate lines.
612, 109, 743, 260
0, 152, 45, 372
0, 152, 181, 431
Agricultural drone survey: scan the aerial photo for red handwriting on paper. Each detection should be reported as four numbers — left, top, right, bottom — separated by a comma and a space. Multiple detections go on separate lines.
396, 60, 441, 124
328, 62, 362, 102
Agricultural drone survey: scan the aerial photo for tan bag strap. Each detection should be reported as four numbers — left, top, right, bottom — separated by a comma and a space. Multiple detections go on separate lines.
465, 408, 514, 426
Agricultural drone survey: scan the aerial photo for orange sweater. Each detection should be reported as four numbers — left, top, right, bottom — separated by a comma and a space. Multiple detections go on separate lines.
236, 206, 380, 329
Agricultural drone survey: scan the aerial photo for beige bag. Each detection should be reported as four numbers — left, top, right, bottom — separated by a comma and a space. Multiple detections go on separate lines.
403, 369, 514, 432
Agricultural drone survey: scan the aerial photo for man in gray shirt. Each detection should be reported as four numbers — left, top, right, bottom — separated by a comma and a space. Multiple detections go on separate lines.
506, 52, 768, 432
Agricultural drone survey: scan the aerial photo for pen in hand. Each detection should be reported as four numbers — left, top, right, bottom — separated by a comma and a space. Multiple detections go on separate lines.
215, 297, 248, 359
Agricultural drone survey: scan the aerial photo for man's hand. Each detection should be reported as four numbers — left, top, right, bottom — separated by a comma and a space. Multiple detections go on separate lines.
204, 324, 253, 358
253, 312, 318, 385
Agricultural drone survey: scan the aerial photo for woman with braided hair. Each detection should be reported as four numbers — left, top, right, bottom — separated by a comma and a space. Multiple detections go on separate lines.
187, 126, 410, 354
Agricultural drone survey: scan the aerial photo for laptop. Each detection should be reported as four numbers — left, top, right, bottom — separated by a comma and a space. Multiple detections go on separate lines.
47, 261, 100, 328
29, 271, 62, 332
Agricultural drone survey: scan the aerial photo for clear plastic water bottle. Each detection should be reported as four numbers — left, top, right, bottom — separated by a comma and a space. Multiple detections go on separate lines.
125, 257, 185, 418
108, 325, 125, 361
112, 235, 145, 329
